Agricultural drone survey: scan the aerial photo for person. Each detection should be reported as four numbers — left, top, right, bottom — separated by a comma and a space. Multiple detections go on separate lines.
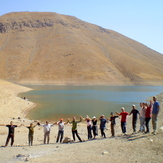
139, 103, 146, 132
23, 97, 28, 101
116, 107, 129, 135
0, 121, 22, 147
109, 112, 119, 137
144, 102, 152, 134
38, 121, 54, 144
130, 105, 140, 134
152, 96, 160, 134
99, 115, 108, 138
24, 123, 37, 146
81, 115, 92, 140
54, 118, 68, 143
92, 116, 98, 139
68, 117, 82, 142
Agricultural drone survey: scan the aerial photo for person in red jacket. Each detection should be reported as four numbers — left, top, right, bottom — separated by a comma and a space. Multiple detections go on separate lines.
116, 107, 129, 135
144, 101, 152, 133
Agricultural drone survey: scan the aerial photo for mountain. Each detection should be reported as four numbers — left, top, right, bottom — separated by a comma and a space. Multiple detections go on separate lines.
0, 12, 163, 85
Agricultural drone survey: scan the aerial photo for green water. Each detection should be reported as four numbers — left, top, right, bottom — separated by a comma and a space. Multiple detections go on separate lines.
20, 86, 163, 121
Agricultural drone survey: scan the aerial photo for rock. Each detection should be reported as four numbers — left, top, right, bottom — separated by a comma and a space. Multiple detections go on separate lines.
160, 126, 163, 131
102, 151, 109, 155
62, 137, 73, 143
25, 157, 29, 161
16, 154, 30, 158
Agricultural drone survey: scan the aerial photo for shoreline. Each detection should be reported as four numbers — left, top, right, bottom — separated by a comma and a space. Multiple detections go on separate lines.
0, 79, 36, 123
0, 79, 163, 162
19, 84, 163, 122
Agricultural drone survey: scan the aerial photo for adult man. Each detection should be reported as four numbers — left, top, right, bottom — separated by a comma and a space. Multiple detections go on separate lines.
38, 121, 54, 144
55, 118, 68, 143
130, 105, 140, 133
116, 107, 129, 135
0, 121, 22, 147
68, 117, 82, 142
152, 96, 160, 134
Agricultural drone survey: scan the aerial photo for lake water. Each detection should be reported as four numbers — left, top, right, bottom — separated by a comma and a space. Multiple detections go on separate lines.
20, 86, 163, 121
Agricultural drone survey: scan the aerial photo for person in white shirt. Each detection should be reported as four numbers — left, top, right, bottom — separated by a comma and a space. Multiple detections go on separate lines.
81, 115, 92, 140
139, 103, 146, 132
54, 118, 68, 143
38, 121, 54, 144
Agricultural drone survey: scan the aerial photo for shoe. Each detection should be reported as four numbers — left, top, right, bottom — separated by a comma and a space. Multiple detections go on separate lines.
153, 132, 156, 135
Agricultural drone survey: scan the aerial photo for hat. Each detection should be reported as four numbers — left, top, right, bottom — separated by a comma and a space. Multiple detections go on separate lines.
92, 116, 96, 119
60, 118, 63, 121
110, 112, 113, 115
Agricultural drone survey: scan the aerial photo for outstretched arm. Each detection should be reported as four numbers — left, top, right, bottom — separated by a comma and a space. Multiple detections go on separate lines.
0, 124, 6, 126
64, 121, 69, 125
80, 116, 85, 121
80, 116, 83, 122
17, 124, 23, 127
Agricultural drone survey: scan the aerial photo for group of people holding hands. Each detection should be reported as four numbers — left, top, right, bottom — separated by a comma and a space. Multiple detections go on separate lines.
0, 96, 160, 147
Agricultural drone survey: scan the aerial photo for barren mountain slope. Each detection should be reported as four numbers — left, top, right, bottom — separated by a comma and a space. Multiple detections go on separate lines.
0, 12, 163, 85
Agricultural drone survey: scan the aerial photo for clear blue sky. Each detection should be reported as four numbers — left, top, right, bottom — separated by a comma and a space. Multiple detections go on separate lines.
1, 0, 163, 54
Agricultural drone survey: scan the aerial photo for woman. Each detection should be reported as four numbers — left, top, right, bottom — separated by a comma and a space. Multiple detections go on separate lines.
145, 102, 152, 133
82, 116, 92, 140
139, 103, 146, 132
25, 123, 37, 146
68, 117, 82, 142
92, 116, 98, 139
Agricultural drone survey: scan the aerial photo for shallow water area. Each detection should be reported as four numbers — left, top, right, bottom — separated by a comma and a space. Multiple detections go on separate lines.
20, 85, 163, 121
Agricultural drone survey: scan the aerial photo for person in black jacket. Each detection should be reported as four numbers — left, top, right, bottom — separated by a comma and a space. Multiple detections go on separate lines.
0, 121, 22, 147
109, 112, 119, 137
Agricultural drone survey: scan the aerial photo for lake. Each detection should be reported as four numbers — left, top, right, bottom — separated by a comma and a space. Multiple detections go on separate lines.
20, 86, 163, 121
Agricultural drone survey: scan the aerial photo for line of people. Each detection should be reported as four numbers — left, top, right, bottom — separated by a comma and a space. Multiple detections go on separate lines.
0, 96, 160, 147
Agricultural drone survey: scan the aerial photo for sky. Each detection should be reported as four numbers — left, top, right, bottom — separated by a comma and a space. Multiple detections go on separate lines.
0, 0, 163, 54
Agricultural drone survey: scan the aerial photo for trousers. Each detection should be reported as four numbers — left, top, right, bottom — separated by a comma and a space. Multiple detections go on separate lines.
5, 134, 14, 146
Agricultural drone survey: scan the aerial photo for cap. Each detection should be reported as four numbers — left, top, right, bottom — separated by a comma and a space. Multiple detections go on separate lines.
92, 116, 96, 119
